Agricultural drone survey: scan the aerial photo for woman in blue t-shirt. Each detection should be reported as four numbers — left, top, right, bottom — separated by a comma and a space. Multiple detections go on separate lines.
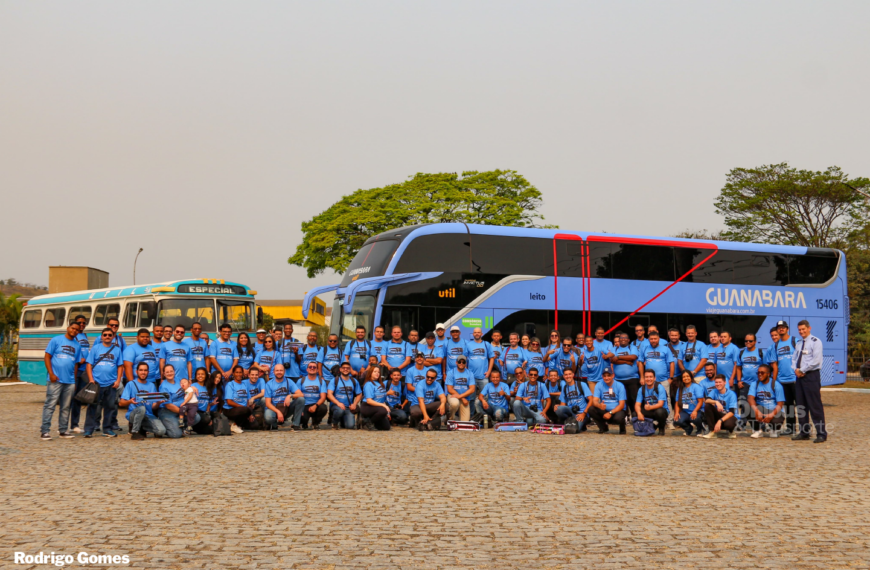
673, 370, 705, 436
236, 333, 256, 372
361, 366, 392, 430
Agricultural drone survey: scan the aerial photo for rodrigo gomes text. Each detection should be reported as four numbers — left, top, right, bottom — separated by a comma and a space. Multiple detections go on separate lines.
14, 552, 130, 566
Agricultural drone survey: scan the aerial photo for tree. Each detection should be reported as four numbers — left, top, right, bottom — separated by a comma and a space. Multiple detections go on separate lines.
0, 293, 23, 378
289, 170, 555, 277
715, 163, 870, 247
671, 229, 729, 241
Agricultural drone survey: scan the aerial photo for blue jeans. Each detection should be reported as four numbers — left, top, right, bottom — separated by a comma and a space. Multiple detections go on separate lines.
85, 386, 118, 433
264, 398, 305, 428
41, 382, 76, 434
128, 406, 167, 436
330, 403, 357, 429
481, 405, 509, 423
512, 400, 546, 425
69, 369, 89, 429
674, 410, 704, 435
157, 408, 184, 438
390, 406, 409, 425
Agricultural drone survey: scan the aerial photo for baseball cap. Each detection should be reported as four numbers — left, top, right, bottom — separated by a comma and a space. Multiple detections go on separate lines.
602, 369, 614, 376
256, 329, 266, 333
776, 320, 788, 328
457, 356, 467, 363
435, 323, 446, 330
425, 331, 435, 339
415, 351, 425, 359
450, 325, 461, 332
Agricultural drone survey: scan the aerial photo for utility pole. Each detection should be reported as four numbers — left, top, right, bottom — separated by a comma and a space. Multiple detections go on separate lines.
133, 248, 144, 285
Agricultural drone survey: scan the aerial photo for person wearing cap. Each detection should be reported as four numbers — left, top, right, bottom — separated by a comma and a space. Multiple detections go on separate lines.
770, 320, 798, 435
254, 329, 268, 354
446, 355, 477, 421
792, 320, 826, 442
589, 370, 627, 434
511, 368, 549, 426
327, 361, 362, 430
410, 369, 447, 431
635, 369, 669, 436
478, 369, 511, 424
420, 332, 445, 384
700, 374, 738, 439
554, 369, 592, 431
748, 364, 785, 438
444, 325, 468, 373
433, 323, 448, 377
343, 326, 371, 379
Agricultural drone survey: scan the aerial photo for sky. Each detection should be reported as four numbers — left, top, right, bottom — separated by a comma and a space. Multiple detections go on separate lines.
2, 1, 869, 304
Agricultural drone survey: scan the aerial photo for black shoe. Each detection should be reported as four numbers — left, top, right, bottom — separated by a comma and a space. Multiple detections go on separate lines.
418, 423, 426, 431
792, 434, 810, 441
290, 425, 301, 431
618, 426, 626, 435
813, 437, 826, 443
131, 432, 145, 441
597, 427, 609, 434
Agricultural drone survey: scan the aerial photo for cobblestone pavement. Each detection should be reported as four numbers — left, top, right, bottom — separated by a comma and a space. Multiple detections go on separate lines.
1, 384, 869, 569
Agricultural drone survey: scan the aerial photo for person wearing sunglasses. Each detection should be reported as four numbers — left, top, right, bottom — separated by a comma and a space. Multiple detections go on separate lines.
106, 318, 127, 351
158, 325, 193, 382
410, 369, 447, 431
254, 336, 278, 380
551, 338, 578, 380
512, 368, 549, 426
82, 327, 124, 438
104, 317, 126, 433
524, 338, 546, 377
736, 333, 765, 430
543, 330, 562, 375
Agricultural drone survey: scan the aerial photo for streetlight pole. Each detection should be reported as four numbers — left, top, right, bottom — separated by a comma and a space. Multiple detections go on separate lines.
133, 248, 144, 285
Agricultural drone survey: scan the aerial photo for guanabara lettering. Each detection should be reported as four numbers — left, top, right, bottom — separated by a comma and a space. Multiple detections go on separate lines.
705, 287, 807, 309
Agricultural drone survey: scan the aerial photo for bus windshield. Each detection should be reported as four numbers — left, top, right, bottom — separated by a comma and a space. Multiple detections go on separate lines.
339, 240, 400, 287
332, 294, 376, 343
217, 299, 255, 331
157, 299, 216, 332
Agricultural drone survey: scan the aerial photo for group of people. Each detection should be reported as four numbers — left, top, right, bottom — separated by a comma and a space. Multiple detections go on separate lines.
39, 317, 829, 443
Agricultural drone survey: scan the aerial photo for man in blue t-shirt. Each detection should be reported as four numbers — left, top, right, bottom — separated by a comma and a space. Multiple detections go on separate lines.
589, 370, 627, 434
120, 361, 166, 439
68, 315, 91, 433
771, 321, 798, 435
209, 324, 239, 381
83, 327, 125, 436
500, 333, 526, 386
124, 329, 160, 384
611, 333, 640, 419
343, 326, 371, 379
446, 356, 477, 421
383, 327, 411, 372
748, 364, 785, 438
300, 331, 324, 377
264, 364, 305, 430
714, 331, 741, 388
444, 326, 468, 372
700, 374, 739, 439
159, 325, 193, 381
411, 370, 447, 430
183, 322, 210, 374
555, 369, 592, 430
368, 326, 389, 365
592, 327, 615, 373
40, 324, 83, 439
681, 325, 708, 380
321, 334, 344, 383
635, 370, 669, 435
479, 369, 511, 423
327, 362, 362, 429
638, 332, 675, 385
466, 327, 494, 392
420, 332, 445, 383
512, 368, 549, 426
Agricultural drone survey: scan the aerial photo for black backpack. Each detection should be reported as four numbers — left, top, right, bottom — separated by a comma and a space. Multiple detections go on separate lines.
213, 412, 232, 436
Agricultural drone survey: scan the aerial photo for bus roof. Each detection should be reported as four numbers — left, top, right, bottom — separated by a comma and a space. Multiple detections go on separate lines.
26, 279, 255, 306
366, 223, 832, 256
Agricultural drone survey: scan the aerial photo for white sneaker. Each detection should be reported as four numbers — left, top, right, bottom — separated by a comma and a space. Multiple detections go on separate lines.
770, 429, 779, 438
72, 427, 84, 434
230, 423, 243, 434
751, 430, 762, 439
728, 432, 737, 439
701, 432, 716, 439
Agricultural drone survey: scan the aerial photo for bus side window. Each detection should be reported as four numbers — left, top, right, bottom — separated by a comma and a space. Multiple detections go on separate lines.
43, 308, 66, 328
94, 303, 121, 327
123, 303, 138, 328
138, 301, 156, 328
23, 309, 42, 329
68, 306, 93, 327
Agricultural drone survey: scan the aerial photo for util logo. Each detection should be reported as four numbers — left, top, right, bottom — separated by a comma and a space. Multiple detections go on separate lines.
439, 288, 456, 298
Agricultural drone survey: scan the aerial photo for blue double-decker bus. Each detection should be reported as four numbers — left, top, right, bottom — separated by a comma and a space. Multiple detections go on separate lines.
304, 223, 848, 386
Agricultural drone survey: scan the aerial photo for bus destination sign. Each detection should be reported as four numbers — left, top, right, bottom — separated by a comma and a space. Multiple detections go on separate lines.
178, 284, 248, 295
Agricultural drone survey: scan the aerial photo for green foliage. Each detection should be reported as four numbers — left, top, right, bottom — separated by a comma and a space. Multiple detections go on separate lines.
0, 293, 23, 377
259, 311, 275, 332
289, 170, 556, 277
310, 325, 331, 346
715, 163, 870, 247
671, 229, 730, 241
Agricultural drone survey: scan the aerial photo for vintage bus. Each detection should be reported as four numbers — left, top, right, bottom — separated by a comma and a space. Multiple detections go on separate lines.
19, 279, 257, 385
304, 223, 848, 386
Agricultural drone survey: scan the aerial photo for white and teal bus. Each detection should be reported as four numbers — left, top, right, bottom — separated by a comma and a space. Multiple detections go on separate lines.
18, 279, 257, 385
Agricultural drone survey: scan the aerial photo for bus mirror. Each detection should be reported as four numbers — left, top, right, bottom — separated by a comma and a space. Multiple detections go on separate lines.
257, 307, 263, 326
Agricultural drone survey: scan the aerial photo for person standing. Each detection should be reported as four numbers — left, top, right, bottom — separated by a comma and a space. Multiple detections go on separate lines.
404, 329, 421, 374
681, 325, 708, 380
254, 336, 279, 380
632, 325, 650, 352
764, 326, 780, 379
444, 326, 468, 373
159, 325, 193, 382
611, 333, 640, 420
592, 327, 615, 373
543, 330, 562, 374
383, 327, 411, 373
301, 331, 324, 377
420, 332, 444, 384
83, 327, 124, 437
715, 331, 741, 391
500, 333, 526, 387
183, 322, 209, 372
321, 334, 345, 384
489, 330, 505, 378
40, 324, 82, 440
254, 329, 268, 354
209, 324, 239, 382
465, 327, 494, 398
579, 336, 605, 393
637, 331, 675, 387
791, 321, 826, 443
524, 338, 546, 377
68, 315, 90, 433
736, 334, 766, 428
151, 324, 164, 352
106, 318, 127, 352
343, 326, 371, 380
236, 332, 257, 372
771, 321, 799, 435
162, 326, 173, 343
369, 326, 389, 367
124, 329, 160, 385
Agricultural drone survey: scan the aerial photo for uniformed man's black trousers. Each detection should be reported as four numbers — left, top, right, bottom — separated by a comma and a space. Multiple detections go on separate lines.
796, 370, 826, 439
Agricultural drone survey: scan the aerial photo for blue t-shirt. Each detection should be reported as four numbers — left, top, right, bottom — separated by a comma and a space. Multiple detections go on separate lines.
750, 380, 785, 411
328, 376, 361, 406
420, 344, 445, 381
254, 341, 266, 354
524, 349, 546, 376
209, 340, 239, 373
298, 377, 326, 405
682, 340, 707, 373
121, 379, 158, 419
593, 381, 627, 412
75, 333, 90, 363
264, 377, 300, 405
676, 383, 705, 413
639, 344, 675, 383
738, 348, 765, 384
551, 349, 578, 377
183, 337, 209, 372
500, 345, 526, 377
123, 342, 160, 382
368, 339, 389, 361
480, 382, 510, 410
255, 349, 279, 380
321, 346, 344, 382
384, 340, 410, 370
708, 343, 740, 381
158, 379, 185, 409
363, 381, 388, 404
516, 380, 548, 410
465, 340, 494, 379
344, 340, 371, 374
237, 348, 257, 374
446, 368, 476, 399
490, 344, 505, 375
279, 338, 302, 378
664, 341, 686, 371
86, 342, 123, 387
45, 335, 82, 384
223, 381, 250, 409
771, 338, 797, 383
593, 339, 614, 371
413, 380, 444, 405
702, 344, 722, 375
444, 339, 468, 371
544, 379, 565, 399
560, 381, 592, 410
405, 366, 433, 393
708, 389, 738, 413
699, 378, 718, 400
612, 344, 640, 381
159, 340, 191, 380
636, 383, 670, 412
404, 342, 422, 373
580, 347, 605, 382
246, 378, 265, 401
193, 382, 211, 412
301, 344, 323, 371
632, 338, 651, 353
385, 381, 404, 408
